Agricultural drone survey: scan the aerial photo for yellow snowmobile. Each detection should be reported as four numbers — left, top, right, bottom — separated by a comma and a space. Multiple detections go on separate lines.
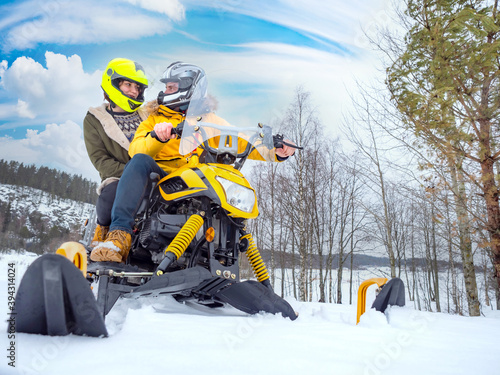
12, 87, 301, 337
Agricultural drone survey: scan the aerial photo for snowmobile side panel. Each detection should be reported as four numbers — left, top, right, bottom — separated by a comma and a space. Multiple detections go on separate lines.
214, 280, 298, 320
13, 254, 108, 337
371, 277, 405, 313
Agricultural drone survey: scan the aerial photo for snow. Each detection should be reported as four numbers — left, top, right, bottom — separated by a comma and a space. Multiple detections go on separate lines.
1, 251, 500, 375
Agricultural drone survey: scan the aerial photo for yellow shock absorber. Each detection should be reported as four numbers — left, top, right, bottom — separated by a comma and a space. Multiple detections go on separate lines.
165, 214, 204, 259
241, 233, 270, 283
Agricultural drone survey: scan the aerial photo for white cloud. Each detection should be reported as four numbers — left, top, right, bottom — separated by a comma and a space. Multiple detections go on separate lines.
181, 0, 392, 52
1, 0, 184, 51
151, 0, 393, 134
16, 99, 35, 119
122, 0, 185, 21
0, 121, 99, 181
151, 41, 381, 134
0, 51, 102, 122
0, 100, 34, 120
0, 60, 7, 78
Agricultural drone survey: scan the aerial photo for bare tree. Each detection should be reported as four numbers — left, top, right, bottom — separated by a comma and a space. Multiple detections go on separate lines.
342, 96, 399, 278
279, 86, 323, 301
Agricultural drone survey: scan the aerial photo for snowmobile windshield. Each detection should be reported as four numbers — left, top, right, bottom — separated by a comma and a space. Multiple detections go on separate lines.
179, 78, 276, 162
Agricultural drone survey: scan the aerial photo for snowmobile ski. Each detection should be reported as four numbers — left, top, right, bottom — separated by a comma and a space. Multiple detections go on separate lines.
90, 264, 297, 320
371, 277, 405, 313
12, 254, 107, 337
214, 280, 298, 320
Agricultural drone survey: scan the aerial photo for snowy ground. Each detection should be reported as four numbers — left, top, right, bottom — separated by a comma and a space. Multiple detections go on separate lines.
1, 251, 499, 375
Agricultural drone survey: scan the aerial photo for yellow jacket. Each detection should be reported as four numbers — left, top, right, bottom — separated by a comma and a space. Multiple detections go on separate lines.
129, 106, 189, 173
129, 105, 281, 173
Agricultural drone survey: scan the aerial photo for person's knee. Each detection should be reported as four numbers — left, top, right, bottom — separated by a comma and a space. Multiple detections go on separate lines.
130, 153, 155, 165
100, 182, 118, 204
130, 153, 160, 173
100, 180, 118, 196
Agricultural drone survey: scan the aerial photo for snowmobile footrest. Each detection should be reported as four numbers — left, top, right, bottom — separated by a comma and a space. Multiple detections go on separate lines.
13, 254, 108, 337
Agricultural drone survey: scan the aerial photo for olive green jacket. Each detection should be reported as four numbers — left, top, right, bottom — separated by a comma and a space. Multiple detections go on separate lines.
83, 104, 148, 194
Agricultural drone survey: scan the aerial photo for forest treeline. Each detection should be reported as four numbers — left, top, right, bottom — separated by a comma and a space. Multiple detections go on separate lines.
0, 159, 98, 204
0, 199, 77, 254
248, 0, 500, 316
0, 159, 96, 254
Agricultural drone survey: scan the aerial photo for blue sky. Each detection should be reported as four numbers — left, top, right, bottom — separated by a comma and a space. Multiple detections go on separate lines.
0, 0, 390, 181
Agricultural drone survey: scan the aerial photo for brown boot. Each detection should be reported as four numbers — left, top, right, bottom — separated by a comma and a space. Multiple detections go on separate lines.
90, 229, 132, 262
91, 224, 109, 248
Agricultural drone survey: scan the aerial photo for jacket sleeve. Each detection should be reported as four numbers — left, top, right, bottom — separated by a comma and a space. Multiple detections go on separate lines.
83, 113, 126, 180
129, 115, 167, 158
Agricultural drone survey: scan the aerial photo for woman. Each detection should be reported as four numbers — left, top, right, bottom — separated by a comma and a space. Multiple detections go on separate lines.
83, 58, 149, 248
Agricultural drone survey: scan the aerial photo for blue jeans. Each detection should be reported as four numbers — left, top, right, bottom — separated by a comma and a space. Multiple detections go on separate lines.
96, 180, 118, 226
110, 154, 167, 234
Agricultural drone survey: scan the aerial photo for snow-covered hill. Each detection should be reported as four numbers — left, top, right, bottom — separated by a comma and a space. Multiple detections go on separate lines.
1, 251, 499, 375
0, 183, 94, 233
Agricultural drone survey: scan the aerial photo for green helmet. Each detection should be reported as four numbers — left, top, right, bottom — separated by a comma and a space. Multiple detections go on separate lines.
101, 58, 148, 112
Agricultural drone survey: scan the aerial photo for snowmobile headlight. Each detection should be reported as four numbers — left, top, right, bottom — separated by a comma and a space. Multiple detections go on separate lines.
216, 177, 255, 213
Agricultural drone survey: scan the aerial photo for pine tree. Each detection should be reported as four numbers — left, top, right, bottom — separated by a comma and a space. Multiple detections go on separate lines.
0, 159, 98, 203
386, 0, 500, 314
1, 202, 11, 233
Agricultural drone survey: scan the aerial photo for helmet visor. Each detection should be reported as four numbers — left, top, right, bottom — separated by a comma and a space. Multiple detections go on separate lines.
111, 78, 147, 101
160, 76, 194, 93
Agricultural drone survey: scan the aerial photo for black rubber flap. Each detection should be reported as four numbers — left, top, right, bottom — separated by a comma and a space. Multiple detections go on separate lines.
12, 254, 107, 337
371, 277, 405, 313
215, 280, 298, 320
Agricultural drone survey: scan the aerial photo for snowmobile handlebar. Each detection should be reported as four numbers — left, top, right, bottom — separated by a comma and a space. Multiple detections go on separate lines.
149, 121, 185, 143
273, 134, 303, 150
172, 121, 304, 152
150, 122, 302, 162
